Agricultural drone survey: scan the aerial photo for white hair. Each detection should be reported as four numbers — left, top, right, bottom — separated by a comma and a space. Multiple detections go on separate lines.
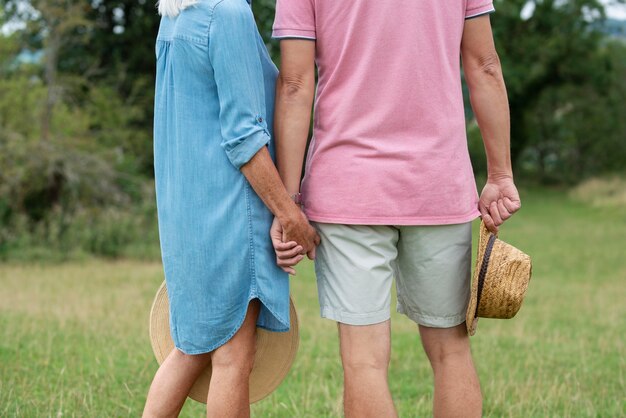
157, 0, 199, 17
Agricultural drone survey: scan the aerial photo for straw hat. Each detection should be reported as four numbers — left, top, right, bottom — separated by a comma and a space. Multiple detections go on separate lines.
466, 221, 532, 336
149, 281, 299, 403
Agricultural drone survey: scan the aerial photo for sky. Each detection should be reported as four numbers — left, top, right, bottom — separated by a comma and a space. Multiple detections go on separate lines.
605, 2, 626, 19
520, 0, 626, 20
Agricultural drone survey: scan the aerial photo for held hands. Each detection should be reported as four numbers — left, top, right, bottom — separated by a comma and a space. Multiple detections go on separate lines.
270, 212, 320, 275
479, 175, 521, 234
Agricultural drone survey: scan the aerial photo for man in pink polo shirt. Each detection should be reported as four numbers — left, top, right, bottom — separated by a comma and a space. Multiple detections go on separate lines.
271, 1, 521, 416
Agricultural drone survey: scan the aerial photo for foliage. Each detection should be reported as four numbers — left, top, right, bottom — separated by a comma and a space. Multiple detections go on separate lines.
0, 0, 159, 258
0, 133, 156, 258
569, 175, 626, 207
252, 0, 280, 60
0, 0, 626, 258
489, 0, 626, 181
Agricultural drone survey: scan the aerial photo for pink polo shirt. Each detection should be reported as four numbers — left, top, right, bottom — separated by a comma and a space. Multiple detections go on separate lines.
273, 1, 495, 225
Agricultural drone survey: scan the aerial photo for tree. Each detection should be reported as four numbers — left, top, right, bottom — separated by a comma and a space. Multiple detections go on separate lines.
0, 1, 150, 256
489, 0, 623, 168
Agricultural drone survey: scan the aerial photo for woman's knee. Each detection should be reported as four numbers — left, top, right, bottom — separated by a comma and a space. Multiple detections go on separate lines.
207, 301, 261, 375
212, 351, 256, 377
211, 336, 257, 375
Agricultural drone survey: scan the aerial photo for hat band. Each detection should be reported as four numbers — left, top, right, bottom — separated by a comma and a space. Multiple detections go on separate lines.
475, 233, 497, 317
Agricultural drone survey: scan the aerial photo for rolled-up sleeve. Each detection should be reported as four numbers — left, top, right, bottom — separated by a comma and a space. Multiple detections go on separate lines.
209, 0, 270, 169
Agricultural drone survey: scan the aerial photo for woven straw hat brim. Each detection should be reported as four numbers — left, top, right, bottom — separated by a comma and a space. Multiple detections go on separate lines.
466, 222, 490, 335
149, 281, 299, 403
466, 221, 532, 336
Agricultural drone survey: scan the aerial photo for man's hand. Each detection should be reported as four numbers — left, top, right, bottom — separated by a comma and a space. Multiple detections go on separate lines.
462, 16, 519, 233
270, 214, 320, 275
479, 176, 521, 233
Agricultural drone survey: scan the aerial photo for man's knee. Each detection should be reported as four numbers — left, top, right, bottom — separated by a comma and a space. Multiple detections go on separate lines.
339, 322, 391, 375
419, 323, 472, 366
342, 351, 390, 375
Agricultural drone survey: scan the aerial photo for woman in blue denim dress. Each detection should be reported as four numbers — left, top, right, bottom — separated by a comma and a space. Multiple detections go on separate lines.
143, 0, 319, 415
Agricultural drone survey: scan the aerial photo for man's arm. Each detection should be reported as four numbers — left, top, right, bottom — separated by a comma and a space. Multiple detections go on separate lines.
269, 39, 318, 268
274, 40, 316, 195
462, 15, 521, 233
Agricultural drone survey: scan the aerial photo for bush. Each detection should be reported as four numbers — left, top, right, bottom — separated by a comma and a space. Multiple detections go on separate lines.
0, 46, 159, 261
569, 176, 626, 208
0, 190, 159, 261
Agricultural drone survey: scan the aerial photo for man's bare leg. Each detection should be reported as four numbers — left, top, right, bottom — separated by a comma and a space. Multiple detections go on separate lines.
339, 320, 398, 418
419, 323, 482, 418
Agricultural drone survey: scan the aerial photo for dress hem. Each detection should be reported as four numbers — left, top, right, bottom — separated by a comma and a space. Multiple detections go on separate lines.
172, 293, 290, 356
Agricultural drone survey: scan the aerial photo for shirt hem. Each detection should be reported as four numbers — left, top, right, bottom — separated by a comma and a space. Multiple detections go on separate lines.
272, 28, 316, 40
465, 5, 495, 19
272, 35, 317, 41
304, 209, 481, 226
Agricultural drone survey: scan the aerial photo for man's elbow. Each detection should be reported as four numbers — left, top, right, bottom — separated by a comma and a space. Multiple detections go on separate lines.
278, 72, 314, 102
479, 52, 502, 78
467, 51, 503, 80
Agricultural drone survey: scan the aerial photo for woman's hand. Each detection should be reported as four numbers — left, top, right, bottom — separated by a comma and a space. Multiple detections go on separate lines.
238, 147, 319, 273
270, 215, 320, 275
271, 217, 303, 275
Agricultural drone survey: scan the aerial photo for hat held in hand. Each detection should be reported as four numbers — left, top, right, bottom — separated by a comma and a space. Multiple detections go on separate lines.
466, 221, 532, 336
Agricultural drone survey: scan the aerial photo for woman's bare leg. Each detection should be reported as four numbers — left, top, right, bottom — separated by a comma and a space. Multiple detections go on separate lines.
143, 349, 212, 417
143, 300, 260, 418
206, 300, 261, 418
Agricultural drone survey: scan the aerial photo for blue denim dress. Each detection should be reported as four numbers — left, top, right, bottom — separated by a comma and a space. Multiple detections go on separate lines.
153, 0, 289, 355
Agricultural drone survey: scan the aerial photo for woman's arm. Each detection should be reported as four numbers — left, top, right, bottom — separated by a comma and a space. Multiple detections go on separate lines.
209, 0, 319, 263
240, 147, 318, 268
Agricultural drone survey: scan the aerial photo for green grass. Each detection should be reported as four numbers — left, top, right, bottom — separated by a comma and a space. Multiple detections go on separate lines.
1, 187, 625, 417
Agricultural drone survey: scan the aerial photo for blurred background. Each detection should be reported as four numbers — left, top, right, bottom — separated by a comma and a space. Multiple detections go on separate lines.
0, 0, 624, 417
0, 0, 624, 259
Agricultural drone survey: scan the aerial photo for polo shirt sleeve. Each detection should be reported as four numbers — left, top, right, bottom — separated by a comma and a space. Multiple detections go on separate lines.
465, 0, 495, 19
272, 0, 316, 40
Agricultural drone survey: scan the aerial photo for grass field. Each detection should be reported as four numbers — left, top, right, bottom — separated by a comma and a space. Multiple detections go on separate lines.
1, 188, 625, 417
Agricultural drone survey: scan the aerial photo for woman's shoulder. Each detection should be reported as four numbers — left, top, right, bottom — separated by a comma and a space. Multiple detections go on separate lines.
209, 0, 254, 22
157, 0, 254, 44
